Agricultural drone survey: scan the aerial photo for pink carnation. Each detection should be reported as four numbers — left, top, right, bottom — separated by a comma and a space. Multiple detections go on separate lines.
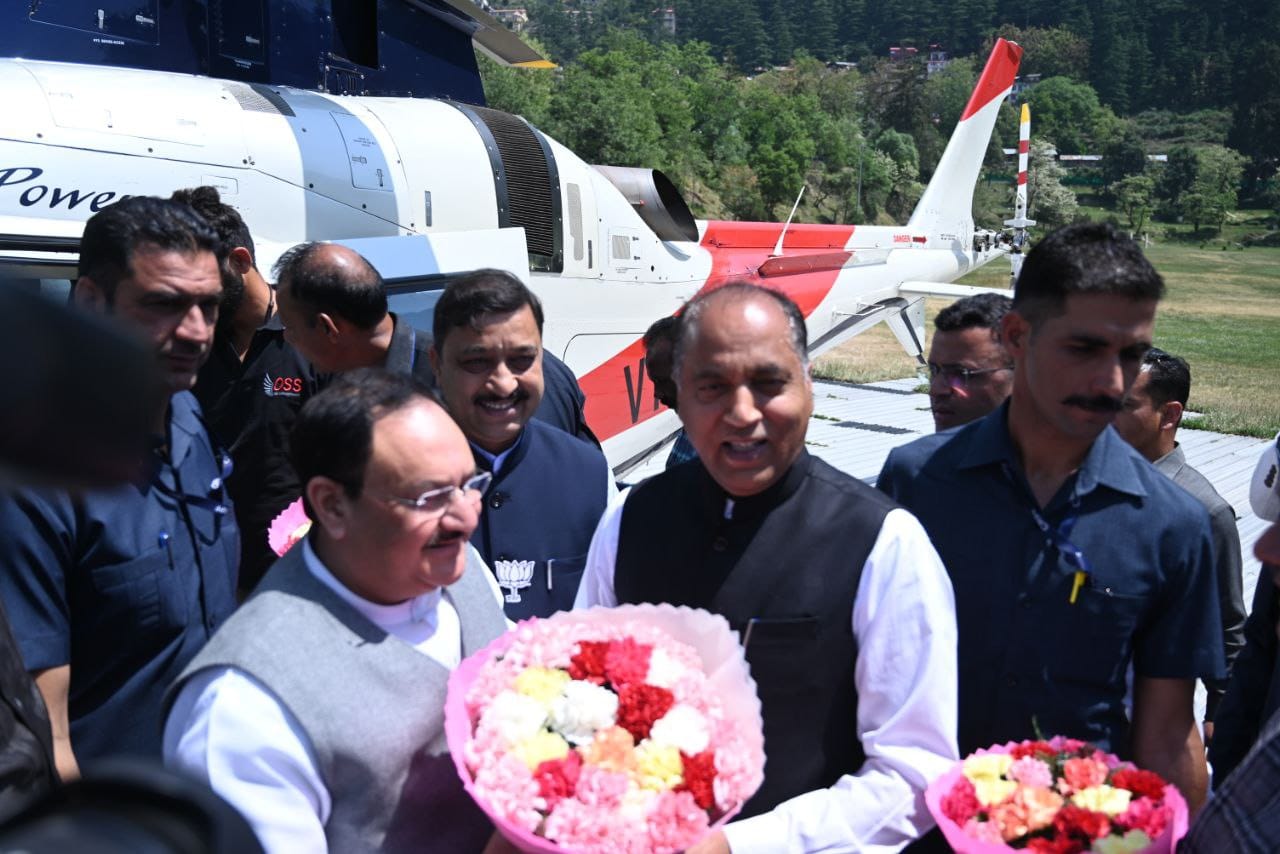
604, 638, 654, 687
712, 731, 764, 812
544, 797, 643, 854
1049, 736, 1087, 754
647, 790, 711, 852
472, 754, 542, 832
1007, 756, 1054, 789
1115, 795, 1171, 839
1061, 756, 1109, 793
574, 764, 630, 808
465, 656, 521, 718
963, 817, 1005, 844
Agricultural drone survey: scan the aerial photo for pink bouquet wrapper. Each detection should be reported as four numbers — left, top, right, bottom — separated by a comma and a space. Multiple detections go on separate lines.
924, 741, 1189, 853
444, 603, 766, 853
267, 497, 311, 557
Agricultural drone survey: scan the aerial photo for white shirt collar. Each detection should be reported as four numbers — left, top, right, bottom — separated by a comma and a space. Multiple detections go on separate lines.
301, 538, 442, 627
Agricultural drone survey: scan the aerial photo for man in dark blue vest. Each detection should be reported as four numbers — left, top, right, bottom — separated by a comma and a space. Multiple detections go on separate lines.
576, 283, 959, 853
430, 270, 612, 620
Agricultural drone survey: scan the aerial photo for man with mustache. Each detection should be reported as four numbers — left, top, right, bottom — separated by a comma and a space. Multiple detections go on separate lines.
164, 370, 508, 852
878, 223, 1224, 813
430, 269, 612, 619
0, 197, 240, 776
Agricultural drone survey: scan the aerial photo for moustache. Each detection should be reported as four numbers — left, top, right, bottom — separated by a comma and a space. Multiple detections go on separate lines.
1061, 394, 1123, 414
428, 528, 468, 548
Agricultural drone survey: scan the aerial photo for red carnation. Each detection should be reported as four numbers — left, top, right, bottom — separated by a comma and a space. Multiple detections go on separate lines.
1054, 805, 1111, 840
1026, 837, 1086, 854
569, 641, 611, 684
677, 750, 717, 811
616, 683, 675, 741
533, 751, 583, 809
940, 777, 982, 825
1110, 768, 1168, 802
1010, 740, 1058, 761
604, 638, 653, 687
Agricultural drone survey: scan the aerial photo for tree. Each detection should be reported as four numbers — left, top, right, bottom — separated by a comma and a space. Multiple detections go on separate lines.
1188, 144, 1246, 233
1026, 139, 1079, 227
1110, 173, 1155, 234
1025, 76, 1111, 154
993, 25, 1090, 80
1100, 124, 1148, 189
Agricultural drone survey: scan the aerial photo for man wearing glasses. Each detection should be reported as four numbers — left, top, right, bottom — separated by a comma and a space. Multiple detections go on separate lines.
927, 293, 1014, 431
879, 223, 1223, 814
164, 370, 508, 853
0, 197, 240, 777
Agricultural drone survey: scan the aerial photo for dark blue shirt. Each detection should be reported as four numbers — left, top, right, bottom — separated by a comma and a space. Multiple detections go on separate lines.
0, 392, 239, 763
471, 419, 610, 620
877, 404, 1224, 757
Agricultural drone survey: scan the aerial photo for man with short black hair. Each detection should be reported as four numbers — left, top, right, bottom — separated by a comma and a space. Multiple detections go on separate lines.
430, 269, 611, 618
176, 187, 320, 593
642, 315, 698, 468
927, 292, 1014, 431
579, 283, 958, 853
0, 197, 240, 776
165, 370, 506, 853
1114, 348, 1246, 733
879, 222, 1224, 812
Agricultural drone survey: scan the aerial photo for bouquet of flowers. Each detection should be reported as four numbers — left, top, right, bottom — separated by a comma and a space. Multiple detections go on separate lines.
444, 605, 765, 853
926, 737, 1188, 853
267, 497, 311, 557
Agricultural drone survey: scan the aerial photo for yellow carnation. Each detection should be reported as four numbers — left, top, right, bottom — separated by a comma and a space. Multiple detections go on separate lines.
1071, 785, 1132, 817
963, 753, 1014, 782
633, 740, 683, 791
973, 777, 1019, 807
514, 667, 572, 706
514, 730, 570, 770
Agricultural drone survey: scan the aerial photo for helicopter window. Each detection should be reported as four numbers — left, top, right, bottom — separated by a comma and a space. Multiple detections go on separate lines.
210, 0, 265, 65
31, 0, 159, 45
331, 0, 379, 69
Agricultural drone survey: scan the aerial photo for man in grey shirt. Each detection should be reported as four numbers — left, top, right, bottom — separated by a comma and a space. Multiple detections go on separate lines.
1115, 347, 1246, 735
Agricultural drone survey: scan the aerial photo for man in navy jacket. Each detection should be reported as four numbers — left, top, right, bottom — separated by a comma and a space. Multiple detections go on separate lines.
430, 269, 612, 619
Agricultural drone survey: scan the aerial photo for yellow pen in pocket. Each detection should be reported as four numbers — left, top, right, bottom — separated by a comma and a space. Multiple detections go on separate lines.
1069, 570, 1087, 604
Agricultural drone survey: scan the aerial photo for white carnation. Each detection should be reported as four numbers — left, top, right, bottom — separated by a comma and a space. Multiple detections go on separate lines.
645, 647, 690, 689
649, 704, 710, 755
549, 679, 618, 745
479, 690, 548, 747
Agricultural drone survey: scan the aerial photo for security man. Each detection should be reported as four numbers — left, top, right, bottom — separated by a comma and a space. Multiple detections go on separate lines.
0, 197, 240, 776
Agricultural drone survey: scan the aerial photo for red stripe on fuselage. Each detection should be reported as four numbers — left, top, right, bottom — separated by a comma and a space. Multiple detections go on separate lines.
578, 221, 856, 442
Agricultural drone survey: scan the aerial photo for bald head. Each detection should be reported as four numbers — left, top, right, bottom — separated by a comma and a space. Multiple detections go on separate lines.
273, 241, 387, 329
674, 283, 809, 382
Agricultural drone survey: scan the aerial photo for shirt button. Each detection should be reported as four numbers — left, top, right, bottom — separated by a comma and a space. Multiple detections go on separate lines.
712, 536, 728, 552
489, 492, 505, 509
1005, 674, 1019, 687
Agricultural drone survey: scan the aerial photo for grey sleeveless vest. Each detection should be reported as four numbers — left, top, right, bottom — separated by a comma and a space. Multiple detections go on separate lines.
167, 544, 507, 853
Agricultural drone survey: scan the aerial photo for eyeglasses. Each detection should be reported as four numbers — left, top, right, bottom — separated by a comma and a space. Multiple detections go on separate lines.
926, 363, 1013, 388
371, 471, 493, 517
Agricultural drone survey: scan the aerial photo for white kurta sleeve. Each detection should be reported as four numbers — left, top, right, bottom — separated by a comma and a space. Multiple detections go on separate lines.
163, 667, 332, 854
722, 508, 960, 853
573, 487, 629, 609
